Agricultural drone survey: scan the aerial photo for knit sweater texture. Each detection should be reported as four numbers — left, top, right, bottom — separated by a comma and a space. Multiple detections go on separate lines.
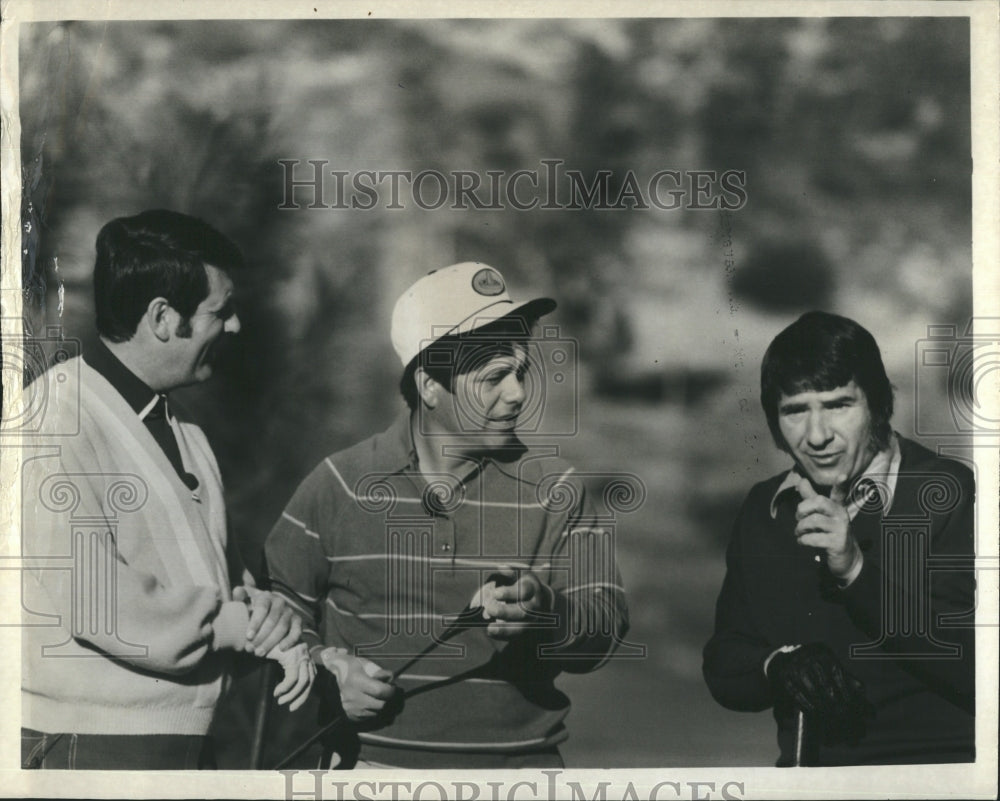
21, 358, 247, 735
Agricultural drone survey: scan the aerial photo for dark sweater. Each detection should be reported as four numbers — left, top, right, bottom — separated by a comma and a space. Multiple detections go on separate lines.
703, 435, 975, 765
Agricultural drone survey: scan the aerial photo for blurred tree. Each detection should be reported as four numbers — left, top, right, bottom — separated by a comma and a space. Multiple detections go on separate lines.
731, 237, 835, 312
18, 13, 973, 555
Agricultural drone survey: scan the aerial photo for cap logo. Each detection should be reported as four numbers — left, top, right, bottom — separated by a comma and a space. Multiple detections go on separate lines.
472, 268, 505, 296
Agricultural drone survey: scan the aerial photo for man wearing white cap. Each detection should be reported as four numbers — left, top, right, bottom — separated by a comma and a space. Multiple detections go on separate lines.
265, 262, 629, 768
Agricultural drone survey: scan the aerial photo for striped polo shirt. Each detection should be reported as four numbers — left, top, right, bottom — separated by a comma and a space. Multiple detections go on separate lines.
265, 412, 629, 767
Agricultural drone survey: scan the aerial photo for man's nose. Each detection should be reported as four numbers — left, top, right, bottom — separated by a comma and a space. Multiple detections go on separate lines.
501, 373, 526, 406
224, 314, 241, 334
805, 410, 832, 447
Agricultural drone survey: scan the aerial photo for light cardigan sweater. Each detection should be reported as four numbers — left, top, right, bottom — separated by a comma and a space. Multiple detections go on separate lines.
21, 357, 250, 735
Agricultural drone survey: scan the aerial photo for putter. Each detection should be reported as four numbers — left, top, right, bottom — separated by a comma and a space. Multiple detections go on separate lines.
270, 574, 511, 770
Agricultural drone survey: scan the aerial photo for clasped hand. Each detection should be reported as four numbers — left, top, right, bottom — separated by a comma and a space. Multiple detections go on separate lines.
232, 584, 302, 655
233, 586, 314, 711
473, 567, 554, 640
319, 648, 397, 722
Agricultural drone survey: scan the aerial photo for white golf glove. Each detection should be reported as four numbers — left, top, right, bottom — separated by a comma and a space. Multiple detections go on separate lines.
267, 641, 315, 712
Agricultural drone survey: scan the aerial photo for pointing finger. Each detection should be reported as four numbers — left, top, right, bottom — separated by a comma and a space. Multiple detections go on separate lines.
795, 496, 837, 520
489, 566, 518, 584
829, 474, 850, 505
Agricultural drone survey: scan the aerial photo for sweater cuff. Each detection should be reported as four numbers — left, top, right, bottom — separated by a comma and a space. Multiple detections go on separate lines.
763, 644, 800, 678
212, 601, 250, 650
837, 551, 865, 588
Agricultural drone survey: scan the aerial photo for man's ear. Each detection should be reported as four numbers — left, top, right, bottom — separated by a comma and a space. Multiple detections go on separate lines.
145, 297, 173, 342
414, 367, 441, 409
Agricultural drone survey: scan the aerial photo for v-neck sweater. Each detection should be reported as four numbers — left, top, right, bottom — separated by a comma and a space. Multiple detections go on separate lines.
21, 357, 242, 735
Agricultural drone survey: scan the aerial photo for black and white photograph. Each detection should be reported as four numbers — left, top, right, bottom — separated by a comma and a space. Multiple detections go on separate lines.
1, 1, 997, 798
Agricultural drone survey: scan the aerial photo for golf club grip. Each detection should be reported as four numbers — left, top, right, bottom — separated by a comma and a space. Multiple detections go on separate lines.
272, 592, 502, 770
250, 660, 278, 769
272, 713, 347, 770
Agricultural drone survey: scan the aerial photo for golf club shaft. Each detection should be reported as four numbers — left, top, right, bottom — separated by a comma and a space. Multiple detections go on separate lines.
794, 709, 806, 767
250, 660, 277, 769
271, 615, 474, 770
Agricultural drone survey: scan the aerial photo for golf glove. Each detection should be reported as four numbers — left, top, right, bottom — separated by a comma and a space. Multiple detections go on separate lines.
766, 642, 873, 742
268, 641, 315, 712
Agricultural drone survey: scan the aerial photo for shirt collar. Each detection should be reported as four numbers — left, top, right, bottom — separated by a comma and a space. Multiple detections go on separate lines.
770, 433, 902, 519
83, 337, 163, 420
376, 411, 420, 473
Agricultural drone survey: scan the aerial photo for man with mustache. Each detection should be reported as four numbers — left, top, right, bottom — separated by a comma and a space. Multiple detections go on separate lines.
265, 262, 629, 768
703, 311, 975, 765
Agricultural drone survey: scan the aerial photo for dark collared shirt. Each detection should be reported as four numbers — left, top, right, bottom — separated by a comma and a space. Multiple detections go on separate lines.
84, 338, 199, 490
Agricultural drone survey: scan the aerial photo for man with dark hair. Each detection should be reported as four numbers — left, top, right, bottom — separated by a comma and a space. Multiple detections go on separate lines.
704, 311, 975, 765
21, 210, 313, 770
265, 262, 629, 769
93, 209, 246, 344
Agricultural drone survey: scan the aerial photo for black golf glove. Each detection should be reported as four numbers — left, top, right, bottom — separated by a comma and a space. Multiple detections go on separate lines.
767, 642, 873, 743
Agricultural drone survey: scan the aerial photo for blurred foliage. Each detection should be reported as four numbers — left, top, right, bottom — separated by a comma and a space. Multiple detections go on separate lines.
732, 237, 834, 312
16, 17, 972, 766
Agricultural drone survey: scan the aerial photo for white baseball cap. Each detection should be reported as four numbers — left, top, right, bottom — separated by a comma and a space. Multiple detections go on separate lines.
390, 262, 556, 367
